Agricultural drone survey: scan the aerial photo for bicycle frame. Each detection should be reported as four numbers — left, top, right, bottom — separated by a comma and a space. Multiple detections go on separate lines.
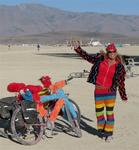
9, 92, 81, 145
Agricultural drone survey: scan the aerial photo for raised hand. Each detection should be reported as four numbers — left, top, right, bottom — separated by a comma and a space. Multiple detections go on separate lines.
71, 40, 80, 49
65, 76, 73, 84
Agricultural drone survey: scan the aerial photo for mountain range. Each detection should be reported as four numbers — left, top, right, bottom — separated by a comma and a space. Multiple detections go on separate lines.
0, 3, 139, 44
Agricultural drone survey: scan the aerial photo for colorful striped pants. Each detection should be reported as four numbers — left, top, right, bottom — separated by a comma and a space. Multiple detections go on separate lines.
94, 88, 116, 136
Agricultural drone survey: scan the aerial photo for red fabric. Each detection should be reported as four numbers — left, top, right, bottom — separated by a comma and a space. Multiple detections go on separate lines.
106, 43, 117, 52
39, 75, 52, 88
25, 85, 43, 93
17, 94, 23, 102
96, 59, 116, 88
95, 88, 109, 94
97, 115, 105, 120
7, 82, 26, 92
33, 93, 41, 103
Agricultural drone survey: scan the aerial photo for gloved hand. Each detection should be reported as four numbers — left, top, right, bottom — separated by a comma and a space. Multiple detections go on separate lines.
72, 40, 80, 49
122, 96, 128, 102
19, 89, 25, 95
66, 76, 73, 83
20, 89, 33, 101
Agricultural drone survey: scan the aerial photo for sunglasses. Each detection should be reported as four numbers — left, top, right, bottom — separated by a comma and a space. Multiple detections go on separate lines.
107, 51, 116, 54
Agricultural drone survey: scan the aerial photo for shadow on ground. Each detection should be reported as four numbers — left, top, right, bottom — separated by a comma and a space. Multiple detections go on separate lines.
54, 114, 101, 138
35, 52, 95, 60
36, 52, 139, 65
80, 115, 102, 138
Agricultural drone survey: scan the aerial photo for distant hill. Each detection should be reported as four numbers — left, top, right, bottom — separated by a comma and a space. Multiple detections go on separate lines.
0, 3, 139, 37
0, 3, 139, 44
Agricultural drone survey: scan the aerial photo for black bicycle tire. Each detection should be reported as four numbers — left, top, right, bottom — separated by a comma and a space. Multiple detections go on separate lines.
11, 107, 44, 145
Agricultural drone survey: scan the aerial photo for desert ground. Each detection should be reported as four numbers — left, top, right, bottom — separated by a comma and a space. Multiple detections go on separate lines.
0, 44, 139, 150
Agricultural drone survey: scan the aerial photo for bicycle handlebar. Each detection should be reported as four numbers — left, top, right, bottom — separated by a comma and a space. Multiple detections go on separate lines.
67, 70, 89, 80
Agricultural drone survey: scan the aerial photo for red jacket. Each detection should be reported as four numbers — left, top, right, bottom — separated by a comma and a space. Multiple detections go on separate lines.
96, 58, 117, 88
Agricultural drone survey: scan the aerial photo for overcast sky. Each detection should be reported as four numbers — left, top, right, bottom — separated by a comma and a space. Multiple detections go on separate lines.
0, 0, 138, 15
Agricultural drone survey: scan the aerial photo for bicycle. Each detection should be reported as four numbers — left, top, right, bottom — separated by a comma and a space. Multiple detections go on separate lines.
122, 56, 138, 78
10, 92, 81, 145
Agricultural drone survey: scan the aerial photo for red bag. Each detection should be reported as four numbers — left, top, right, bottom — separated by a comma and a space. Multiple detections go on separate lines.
7, 82, 26, 92
25, 85, 43, 94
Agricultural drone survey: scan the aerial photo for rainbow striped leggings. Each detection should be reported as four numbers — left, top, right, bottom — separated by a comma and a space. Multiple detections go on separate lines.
94, 88, 116, 136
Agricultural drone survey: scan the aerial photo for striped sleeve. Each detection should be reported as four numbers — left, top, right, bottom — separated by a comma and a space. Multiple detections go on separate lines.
118, 65, 128, 100
74, 46, 101, 64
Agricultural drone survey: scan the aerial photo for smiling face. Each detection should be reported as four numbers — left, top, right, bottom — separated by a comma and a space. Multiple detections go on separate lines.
107, 51, 117, 60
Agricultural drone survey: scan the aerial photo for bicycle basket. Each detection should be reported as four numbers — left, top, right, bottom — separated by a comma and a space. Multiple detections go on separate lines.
21, 101, 38, 124
0, 96, 16, 119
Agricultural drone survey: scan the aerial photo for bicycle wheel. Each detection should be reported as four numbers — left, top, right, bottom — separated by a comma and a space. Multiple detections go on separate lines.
64, 103, 82, 138
68, 99, 81, 123
11, 107, 44, 145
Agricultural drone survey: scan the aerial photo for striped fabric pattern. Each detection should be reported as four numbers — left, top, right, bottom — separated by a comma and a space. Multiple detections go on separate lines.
39, 88, 50, 96
74, 47, 127, 100
95, 88, 116, 136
